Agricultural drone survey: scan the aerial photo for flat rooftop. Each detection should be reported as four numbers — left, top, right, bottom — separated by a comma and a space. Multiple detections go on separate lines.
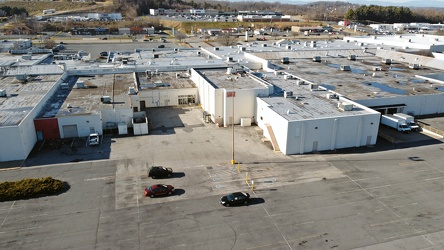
136, 71, 196, 90
38, 74, 133, 118
246, 70, 373, 120
262, 94, 371, 121
198, 69, 269, 90
343, 34, 444, 50
0, 75, 60, 126
264, 52, 444, 100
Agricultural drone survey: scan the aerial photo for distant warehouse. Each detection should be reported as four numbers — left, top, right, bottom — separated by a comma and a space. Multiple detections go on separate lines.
237, 15, 291, 22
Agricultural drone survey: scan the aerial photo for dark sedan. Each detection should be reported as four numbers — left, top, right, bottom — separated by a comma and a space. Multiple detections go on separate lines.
144, 184, 174, 198
220, 192, 250, 206
148, 166, 173, 179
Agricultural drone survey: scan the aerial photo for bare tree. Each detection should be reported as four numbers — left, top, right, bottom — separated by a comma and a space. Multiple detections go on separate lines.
43, 39, 56, 49
215, 33, 238, 46
175, 32, 187, 42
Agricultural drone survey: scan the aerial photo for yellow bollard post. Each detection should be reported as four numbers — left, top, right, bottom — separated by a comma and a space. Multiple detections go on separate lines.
237, 163, 240, 173
251, 181, 254, 191
245, 172, 249, 184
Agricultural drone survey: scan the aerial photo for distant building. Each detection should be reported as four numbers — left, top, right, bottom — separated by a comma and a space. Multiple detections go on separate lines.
237, 15, 291, 22
87, 13, 122, 21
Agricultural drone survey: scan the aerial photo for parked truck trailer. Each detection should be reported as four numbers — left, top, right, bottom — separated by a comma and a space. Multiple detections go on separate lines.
380, 114, 411, 133
393, 113, 420, 131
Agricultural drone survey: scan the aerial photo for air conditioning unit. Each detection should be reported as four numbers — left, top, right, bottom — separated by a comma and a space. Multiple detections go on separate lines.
284, 91, 293, 98
101, 96, 111, 103
348, 55, 356, 61
338, 102, 353, 111
76, 81, 85, 88
128, 87, 136, 95
409, 64, 420, 69
296, 80, 305, 85
284, 75, 292, 80
326, 93, 337, 99
313, 56, 321, 62
310, 83, 319, 90
0, 89, 6, 97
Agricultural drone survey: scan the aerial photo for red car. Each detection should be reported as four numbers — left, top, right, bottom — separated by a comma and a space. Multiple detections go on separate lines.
144, 184, 174, 198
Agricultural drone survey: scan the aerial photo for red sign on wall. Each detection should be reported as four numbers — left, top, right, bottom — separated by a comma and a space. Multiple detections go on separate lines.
227, 91, 236, 97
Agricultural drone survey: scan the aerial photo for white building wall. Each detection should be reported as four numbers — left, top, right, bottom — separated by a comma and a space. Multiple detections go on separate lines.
0, 73, 67, 162
0, 127, 25, 161
58, 115, 102, 138
138, 88, 197, 107
101, 108, 133, 128
356, 93, 444, 116
223, 88, 257, 127
191, 69, 224, 124
256, 98, 289, 153
256, 98, 380, 155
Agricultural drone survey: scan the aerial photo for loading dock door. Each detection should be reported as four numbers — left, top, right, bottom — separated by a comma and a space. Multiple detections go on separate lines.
62, 125, 78, 138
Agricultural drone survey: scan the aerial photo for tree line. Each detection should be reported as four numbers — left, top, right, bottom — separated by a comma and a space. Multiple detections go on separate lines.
345, 5, 444, 24
0, 6, 28, 17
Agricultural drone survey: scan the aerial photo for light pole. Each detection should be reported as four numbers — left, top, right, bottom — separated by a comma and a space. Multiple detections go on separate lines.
231, 80, 235, 165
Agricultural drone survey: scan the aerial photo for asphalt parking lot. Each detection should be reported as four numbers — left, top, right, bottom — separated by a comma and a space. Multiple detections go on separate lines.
2, 106, 444, 249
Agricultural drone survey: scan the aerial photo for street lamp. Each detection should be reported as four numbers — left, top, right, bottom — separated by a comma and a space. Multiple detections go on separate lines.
231, 79, 235, 165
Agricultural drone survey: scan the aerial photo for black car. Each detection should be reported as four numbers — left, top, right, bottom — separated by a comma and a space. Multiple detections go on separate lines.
157, 44, 165, 48
220, 192, 250, 206
148, 166, 173, 179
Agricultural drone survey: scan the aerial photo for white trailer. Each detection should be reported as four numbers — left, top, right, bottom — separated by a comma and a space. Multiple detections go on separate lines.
43, 9, 56, 15
381, 114, 411, 133
393, 113, 420, 131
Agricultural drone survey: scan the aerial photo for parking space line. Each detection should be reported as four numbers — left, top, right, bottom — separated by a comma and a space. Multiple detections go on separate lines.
84, 176, 115, 181
335, 189, 365, 195
366, 184, 392, 190
0, 201, 15, 229
392, 203, 418, 209
384, 230, 427, 240
352, 176, 381, 181
425, 177, 443, 181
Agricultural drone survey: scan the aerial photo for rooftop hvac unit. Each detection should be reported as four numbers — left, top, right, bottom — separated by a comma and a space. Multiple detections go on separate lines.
281, 57, 290, 64
340, 65, 351, 71
153, 54, 159, 59
240, 47, 246, 51
284, 91, 293, 98
128, 87, 136, 95
296, 80, 305, 85
197, 51, 201, 56
313, 56, 321, 62
0, 89, 6, 97
286, 45, 291, 50
348, 55, 356, 61
214, 47, 219, 51
227, 57, 233, 62
338, 102, 353, 111
101, 96, 111, 103
310, 83, 319, 90
284, 75, 292, 80
261, 44, 267, 47
409, 64, 420, 69
76, 81, 85, 88
382, 58, 391, 65
326, 93, 337, 99
373, 67, 382, 71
